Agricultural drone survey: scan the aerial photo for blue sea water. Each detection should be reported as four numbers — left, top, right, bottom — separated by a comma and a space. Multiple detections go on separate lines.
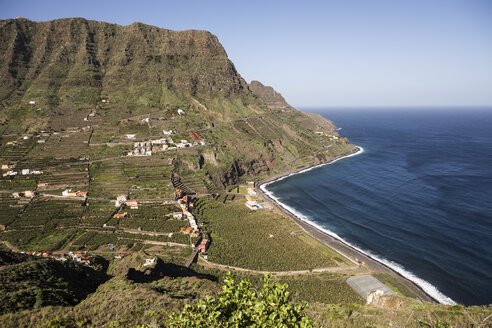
264, 108, 492, 306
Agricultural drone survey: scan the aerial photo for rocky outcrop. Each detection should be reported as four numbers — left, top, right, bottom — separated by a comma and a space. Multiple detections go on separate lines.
248, 80, 291, 109
366, 290, 410, 309
218, 158, 270, 187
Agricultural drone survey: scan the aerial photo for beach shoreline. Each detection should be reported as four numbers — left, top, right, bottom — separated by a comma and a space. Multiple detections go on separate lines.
255, 146, 439, 304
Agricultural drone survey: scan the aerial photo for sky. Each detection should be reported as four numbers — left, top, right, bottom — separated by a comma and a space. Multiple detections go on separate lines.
1, 0, 491, 108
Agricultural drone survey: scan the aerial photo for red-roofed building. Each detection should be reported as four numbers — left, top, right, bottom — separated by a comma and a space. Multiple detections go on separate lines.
199, 239, 209, 253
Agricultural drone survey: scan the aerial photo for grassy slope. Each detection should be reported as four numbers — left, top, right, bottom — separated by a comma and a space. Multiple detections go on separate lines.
1, 18, 489, 327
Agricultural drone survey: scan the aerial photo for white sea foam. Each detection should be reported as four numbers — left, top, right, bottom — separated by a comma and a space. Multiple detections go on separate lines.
260, 146, 457, 305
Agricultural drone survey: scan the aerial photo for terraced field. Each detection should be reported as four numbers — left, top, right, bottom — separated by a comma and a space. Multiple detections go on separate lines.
9, 196, 85, 229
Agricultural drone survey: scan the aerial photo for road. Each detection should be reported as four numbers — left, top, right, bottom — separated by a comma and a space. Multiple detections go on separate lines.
197, 255, 361, 276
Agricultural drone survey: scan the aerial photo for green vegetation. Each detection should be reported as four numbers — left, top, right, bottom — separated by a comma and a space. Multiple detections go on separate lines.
373, 272, 418, 299
0, 252, 489, 328
168, 272, 313, 327
0, 17, 487, 328
193, 196, 344, 271
0, 251, 107, 314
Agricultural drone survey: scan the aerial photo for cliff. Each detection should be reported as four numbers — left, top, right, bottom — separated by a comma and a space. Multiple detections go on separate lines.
0, 17, 250, 106
248, 80, 291, 109
0, 17, 352, 189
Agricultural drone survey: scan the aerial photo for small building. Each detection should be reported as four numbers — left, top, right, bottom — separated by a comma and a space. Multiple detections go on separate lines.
198, 239, 209, 253
29, 101, 36, 105
76, 191, 88, 199
24, 190, 35, 198
21, 169, 30, 175
62, 189, 80, 197
37, 139, 46, 143
246, 200, 261, 210
125, 134, 136, 140
247, 187, 256, 196
115, 194, 127, 207
173, 212, 183, 219
113, 212, 128, 218
125, 200, 138, 207
3, 171, 17, 177
142, 117, 150, 123
143, 258, 156, 267
180, 226, 193, 234
177, 109, 185, 115
163, 129, 174, 135
6, 141, 16, 145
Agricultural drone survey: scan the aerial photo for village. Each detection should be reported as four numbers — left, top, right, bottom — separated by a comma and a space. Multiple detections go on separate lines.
126, 130, 206, 157
21, 250, 93, 266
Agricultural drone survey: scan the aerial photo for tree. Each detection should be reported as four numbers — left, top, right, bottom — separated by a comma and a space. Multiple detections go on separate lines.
168, 272, 313, 328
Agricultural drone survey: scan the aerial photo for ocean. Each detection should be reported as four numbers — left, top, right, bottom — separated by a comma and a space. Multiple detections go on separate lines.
262, 108, 492, 306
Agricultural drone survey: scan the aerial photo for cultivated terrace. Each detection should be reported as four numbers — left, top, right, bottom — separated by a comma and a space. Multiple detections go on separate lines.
0, 18, 489, 327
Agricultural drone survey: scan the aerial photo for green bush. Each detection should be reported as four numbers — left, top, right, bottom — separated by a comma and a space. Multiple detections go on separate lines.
168, 272, 313, 328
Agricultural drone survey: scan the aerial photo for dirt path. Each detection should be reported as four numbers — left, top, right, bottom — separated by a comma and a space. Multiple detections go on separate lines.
197, 256, 361, 276
0, 241, 20, 252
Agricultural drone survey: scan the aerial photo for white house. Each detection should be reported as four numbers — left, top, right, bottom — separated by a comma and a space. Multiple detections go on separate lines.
115, 194, 127, 207
21, 169, 30, 175
143, 258, 156, 267
125, 134, 136, 140
173, 212, 183, 219
246, 200, 261, 210
29, 101, 36, 105
163, 129, 174, 135
177, 109, 185, 115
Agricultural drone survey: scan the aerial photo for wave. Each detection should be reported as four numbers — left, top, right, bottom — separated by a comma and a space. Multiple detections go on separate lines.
260, 146, 457, 306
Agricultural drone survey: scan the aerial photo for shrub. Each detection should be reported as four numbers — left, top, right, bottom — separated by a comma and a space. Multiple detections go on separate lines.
167, 272, 313, 328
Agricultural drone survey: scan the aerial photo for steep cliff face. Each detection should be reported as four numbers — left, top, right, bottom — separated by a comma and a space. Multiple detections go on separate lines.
0, 18, 257, 116
0, 17, 355, 189
248, 80, 291, 109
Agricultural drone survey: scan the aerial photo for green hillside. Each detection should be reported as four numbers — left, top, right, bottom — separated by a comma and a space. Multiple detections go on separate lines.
1, 17, 489, 327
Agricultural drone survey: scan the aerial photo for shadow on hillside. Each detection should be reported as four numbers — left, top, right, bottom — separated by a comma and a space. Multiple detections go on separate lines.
126, 258, 217, 283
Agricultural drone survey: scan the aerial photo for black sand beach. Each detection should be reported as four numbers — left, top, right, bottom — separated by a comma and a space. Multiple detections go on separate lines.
256, 147, 437, 304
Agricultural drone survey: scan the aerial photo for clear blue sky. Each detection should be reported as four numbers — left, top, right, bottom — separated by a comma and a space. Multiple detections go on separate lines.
1, 0, 491, 107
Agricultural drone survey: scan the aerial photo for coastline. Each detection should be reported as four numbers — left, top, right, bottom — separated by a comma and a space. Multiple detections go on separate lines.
256, 146, 440, 305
